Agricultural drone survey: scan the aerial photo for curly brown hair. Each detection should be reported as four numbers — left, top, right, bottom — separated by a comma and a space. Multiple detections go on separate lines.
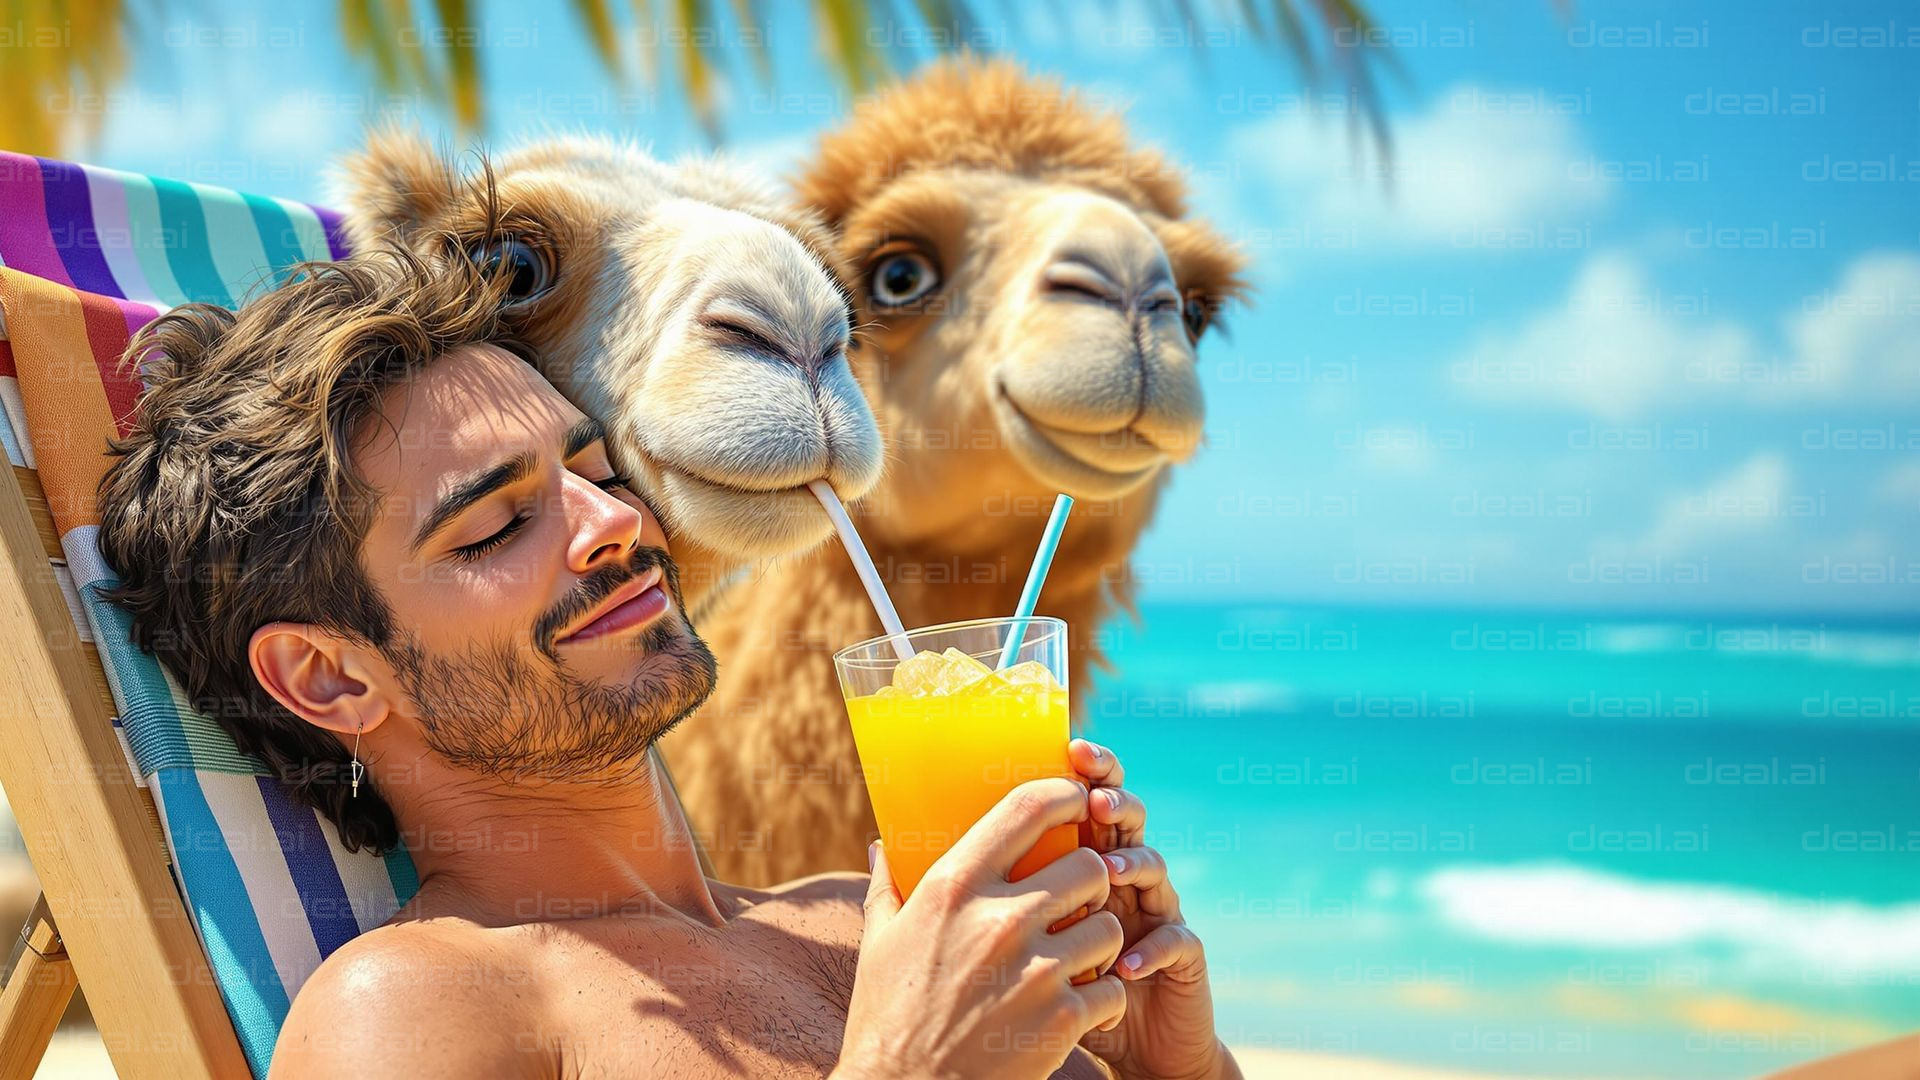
96, 249, 526, 853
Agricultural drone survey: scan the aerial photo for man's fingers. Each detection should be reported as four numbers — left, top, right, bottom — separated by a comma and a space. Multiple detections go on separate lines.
1044, 910, 1126, 978
944, 777, 1089, 883
1116, 922, 1207, 983
860, 841, 902, 933
1089, 785, 1146, 848
1068, 973, 1128, 1036
1068, 739, 1124, 788
1100, 846, 1181, 919
1012, 846, 1111, 922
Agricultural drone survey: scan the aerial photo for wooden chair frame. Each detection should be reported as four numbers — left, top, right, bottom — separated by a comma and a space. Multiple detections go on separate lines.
0, 452, 250, 1077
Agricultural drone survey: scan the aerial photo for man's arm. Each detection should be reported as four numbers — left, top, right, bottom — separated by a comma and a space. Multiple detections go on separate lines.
268, 928, 550, 1080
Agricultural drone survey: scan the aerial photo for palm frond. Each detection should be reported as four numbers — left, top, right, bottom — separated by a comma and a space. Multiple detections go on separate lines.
0, 0, 125, 157
9, 0, 1408, 159
431, 0, 483, 133
571, 0, 625, 74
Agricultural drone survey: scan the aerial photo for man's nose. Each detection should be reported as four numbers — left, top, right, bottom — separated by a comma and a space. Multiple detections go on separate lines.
564, 474, 643, 573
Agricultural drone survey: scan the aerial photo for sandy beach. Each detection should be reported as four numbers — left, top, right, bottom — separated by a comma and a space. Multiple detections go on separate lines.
32, 1027, 1504, 1079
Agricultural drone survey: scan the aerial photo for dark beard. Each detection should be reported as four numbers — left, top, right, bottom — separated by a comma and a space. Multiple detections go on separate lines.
383, 548, 718, 782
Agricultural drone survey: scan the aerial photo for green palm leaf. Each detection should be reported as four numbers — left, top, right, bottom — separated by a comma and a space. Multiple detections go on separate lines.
6, 0, 1409, 157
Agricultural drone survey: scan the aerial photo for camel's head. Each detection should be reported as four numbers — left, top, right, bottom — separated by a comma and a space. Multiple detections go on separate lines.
335, 132, 882, 568
798, 59, 1247, 544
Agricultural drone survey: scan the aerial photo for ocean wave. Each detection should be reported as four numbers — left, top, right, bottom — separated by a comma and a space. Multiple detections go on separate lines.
1809, 630, 1920, 668
1418, 862, 1920, 971
1588, 623, 1690, 654
1185, 681, 1301, 713
1579, 620, 1920, 668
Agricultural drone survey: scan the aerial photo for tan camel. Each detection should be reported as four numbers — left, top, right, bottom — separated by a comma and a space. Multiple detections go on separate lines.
661, 58, 1249, 885
333, 132, 884, 605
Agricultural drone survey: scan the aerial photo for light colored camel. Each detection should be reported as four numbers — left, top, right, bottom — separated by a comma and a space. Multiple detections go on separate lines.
334, 132, 884, 605
661, 59, 1248, 885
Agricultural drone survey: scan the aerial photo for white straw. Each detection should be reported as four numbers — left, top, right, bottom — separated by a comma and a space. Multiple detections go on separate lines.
808, 480, 913, 660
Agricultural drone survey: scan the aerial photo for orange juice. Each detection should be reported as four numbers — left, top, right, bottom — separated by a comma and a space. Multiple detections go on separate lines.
846, 657, 1075, 897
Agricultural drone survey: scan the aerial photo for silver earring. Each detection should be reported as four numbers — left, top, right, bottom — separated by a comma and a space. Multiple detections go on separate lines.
350, 725, 364, 798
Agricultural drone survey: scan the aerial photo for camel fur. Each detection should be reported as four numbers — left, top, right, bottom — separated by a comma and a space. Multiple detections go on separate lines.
662, 59, 1248, 885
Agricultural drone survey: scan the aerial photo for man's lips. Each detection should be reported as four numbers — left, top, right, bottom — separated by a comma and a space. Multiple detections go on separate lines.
555, 567, 668, 646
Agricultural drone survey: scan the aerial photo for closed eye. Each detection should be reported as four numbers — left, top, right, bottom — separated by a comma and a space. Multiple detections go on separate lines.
451, 515, 528, 563
702, 316, 790, 362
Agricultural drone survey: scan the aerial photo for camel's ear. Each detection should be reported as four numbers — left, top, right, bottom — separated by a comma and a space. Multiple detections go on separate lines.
332, 127, 458, 253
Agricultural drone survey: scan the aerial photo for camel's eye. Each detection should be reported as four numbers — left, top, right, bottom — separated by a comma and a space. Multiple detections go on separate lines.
1181, 290, 1214, 343
869, 250, 941, 308
468, 237, 554, 303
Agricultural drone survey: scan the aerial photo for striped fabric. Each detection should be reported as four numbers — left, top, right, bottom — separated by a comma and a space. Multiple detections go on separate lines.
0, 152, 419, 1077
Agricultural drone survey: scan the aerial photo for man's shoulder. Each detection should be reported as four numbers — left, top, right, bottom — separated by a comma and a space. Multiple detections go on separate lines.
270, 919, 545, 1078
763, 869, 867, 904
751, 869, 868, 927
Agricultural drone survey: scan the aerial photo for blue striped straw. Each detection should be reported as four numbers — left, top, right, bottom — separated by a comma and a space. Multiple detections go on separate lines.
996, 494, 1075, 670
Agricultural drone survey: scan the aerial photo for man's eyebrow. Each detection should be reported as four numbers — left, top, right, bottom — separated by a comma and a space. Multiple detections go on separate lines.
565, 417, 607, 459
410, 451, 538, 555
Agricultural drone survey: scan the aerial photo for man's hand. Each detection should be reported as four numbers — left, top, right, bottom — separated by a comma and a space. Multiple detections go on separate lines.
1070, 739, 1240, 1080
835, 777, 1130, 1080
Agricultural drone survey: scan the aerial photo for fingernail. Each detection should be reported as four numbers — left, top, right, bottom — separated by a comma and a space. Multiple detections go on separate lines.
867, 841, 878, 872
1090, 743, 1105, 760
1105, 853, 1127, 874
1122, 952, 1143, 972
1103, 788, 1122, 810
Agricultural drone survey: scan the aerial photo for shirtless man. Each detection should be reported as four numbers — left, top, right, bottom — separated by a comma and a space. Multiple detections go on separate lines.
98, 253, 1237, 1080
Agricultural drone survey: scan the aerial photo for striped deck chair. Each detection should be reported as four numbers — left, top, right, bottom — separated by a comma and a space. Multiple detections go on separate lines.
0, 153, 701, 1078
0, 151, 406, 1078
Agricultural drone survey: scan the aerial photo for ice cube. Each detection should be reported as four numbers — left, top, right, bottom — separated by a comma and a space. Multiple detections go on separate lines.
995, 660, 1064, 693
888, 650, 951, 696
889, 648, 996, 696
940, 648, 993, 681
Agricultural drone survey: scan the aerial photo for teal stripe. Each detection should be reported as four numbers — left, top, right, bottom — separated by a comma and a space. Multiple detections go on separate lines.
242, 193, 310, 286
119, 175, 190, 307
148, 177, 233, 306
83, 585, 269, 776
0, 393, 22, 468
156, 770, 291, 1076
191, 181, 275, 303
383, 845, 421, 909
275, 199, 336, 266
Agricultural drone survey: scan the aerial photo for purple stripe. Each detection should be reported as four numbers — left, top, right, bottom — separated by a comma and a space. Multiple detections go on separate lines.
311, 206, 352, 260
119, 298, 159, 339
38, 158, 120, 297
252, 777, 361, 958
0, 153, 75, 286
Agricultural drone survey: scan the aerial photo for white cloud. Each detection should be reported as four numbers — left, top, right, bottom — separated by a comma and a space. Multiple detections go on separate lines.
1453, 253, 1754, 418
1457, 250, 1920, 416
1232, 83, 1606, 245
1421, 862, 1920, 973
1876, 461, 1920, 508
1786, 251, 1920, 400
1634, 452, 1792, 557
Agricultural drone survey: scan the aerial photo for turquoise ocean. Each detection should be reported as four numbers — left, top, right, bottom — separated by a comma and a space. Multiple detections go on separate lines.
1089, 602, 1920, 1079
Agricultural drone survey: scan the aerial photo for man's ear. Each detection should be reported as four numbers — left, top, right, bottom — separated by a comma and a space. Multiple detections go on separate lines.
331, 126, 458, 253
248, 623, 392, 737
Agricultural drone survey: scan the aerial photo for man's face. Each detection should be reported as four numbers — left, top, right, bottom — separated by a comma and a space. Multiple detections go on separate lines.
352, 343, 716, 781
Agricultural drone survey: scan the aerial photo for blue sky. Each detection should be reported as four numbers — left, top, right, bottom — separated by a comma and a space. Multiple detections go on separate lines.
82, 0, 1920, 615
